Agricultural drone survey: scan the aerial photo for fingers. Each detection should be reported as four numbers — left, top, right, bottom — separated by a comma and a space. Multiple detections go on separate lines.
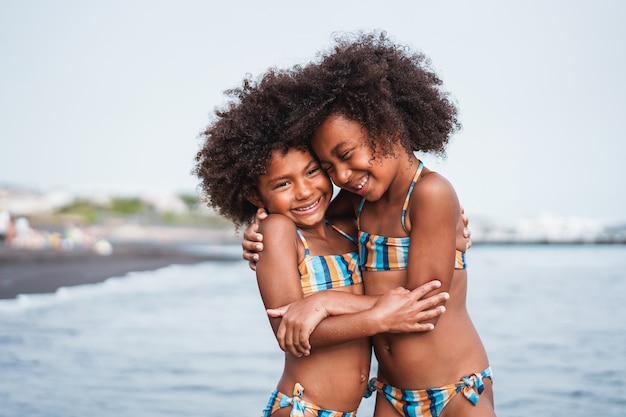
292, 326, 311, 357
411, 305, 447, 332
243, 210, 264, 246
297, 329, 311, 356
242, 241, 262, 258
247, 260, 257, 271
276, 322, 287, 352
243, 221, 260, 240
274, 303, 307, 356
412, 323, 436, 332
255, 207, 269, 222
460, 205, 472, 249
408, 280, 442, 300
266, 306, 288, 318
242, 220, 263, 270
242, 235, 263, 248
460, 205, 468, 226
463, 222, 472, 249
242, 232, 263, 248
282, 321, 311, 357
415, 292, 449, 311
242, 245, 259, 271
283, 321, 308, 357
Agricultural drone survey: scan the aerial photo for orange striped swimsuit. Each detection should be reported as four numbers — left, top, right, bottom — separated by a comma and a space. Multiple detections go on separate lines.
297, 221, 362, 295
364, 367, 492, 417
357, 161, 467, 271
261, 225, 362, 416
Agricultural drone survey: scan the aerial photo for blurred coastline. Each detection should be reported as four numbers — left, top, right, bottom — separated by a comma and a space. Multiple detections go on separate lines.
2, 183, 625, 245
0, 183, 243, 300
1, 183, 625, 300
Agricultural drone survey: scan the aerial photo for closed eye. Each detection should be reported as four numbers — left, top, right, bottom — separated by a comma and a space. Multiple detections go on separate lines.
307, 166, 321, 176
273, 181, 290, 189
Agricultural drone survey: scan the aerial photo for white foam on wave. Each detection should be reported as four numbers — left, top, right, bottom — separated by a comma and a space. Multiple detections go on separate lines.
0, 261, 236, 314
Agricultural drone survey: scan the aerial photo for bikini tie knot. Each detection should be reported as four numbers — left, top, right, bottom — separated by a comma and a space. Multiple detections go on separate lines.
276, 383, 306, 417
460, 371, 485, 405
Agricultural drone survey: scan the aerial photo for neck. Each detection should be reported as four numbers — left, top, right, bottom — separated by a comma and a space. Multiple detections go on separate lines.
380, 153, 421, 204
296, 220, 329, 238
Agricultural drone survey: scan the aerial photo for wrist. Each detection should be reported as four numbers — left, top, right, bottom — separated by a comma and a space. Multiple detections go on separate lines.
361, 305, 390, 335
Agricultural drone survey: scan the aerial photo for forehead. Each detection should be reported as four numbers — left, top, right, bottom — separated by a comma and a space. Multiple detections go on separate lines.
264, 148, 314, 175
311, 115, 367, 152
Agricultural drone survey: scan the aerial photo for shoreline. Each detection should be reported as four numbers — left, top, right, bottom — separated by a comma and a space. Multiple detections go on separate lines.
0, 225, 244, 300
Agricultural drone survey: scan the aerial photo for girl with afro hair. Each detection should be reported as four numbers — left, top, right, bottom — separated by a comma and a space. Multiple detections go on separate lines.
244, 31, 494, 417
195, 66, 450, 416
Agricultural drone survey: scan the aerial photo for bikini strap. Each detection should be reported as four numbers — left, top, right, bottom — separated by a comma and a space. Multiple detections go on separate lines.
356, 198, 366, 231
326, 220, 357, 245
295, 228, 310, 257
401, 161, 424, 234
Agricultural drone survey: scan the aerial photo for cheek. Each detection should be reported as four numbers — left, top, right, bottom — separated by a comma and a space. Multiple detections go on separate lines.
326, 173, 341, 187
315, 176, 333, 195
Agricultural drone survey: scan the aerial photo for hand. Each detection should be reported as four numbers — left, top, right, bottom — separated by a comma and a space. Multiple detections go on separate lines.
267, 297, 330, 357
457, 205, 472, 251
372, 280, 450, 333
242, 208, 268, 270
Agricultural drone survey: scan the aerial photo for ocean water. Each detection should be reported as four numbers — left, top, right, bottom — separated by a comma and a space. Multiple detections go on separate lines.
0, 244, 625, 417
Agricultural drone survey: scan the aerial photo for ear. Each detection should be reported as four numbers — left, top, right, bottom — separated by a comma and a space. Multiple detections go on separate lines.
247, 193, 264, 208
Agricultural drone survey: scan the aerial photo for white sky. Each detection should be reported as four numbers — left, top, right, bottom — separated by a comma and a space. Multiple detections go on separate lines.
1, 1, 625, 222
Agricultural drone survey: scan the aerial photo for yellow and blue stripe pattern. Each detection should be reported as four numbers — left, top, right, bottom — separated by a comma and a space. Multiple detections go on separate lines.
262, 383, 357, 417
363, 367, 492, 417
357, 161, 467, 271
358, 233, 410, 271
297, 223, 362, 295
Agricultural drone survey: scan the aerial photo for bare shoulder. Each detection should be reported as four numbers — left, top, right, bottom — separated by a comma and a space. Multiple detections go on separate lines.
257, 213, 302, 257
411, 168, 460, 220
258, 213, 297, 236
415, 168, 457, 201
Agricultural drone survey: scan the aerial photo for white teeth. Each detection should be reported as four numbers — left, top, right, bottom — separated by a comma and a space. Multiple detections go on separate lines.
355, 176, 367, 190
296, 199, 319, 211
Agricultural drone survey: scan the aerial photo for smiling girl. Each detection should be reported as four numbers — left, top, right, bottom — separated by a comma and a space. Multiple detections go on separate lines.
242, 32, 495, 417
194, 68, 449, 416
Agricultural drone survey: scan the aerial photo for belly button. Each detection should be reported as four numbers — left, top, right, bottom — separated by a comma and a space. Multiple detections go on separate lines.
360, 374, 367, 383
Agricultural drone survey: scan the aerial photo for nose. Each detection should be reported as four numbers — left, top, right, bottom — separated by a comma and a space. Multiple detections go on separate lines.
295, 179, 314, 200
334, 165, 351, 186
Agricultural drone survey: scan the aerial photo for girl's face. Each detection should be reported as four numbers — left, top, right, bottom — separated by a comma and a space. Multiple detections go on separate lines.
311, 114, 394, 202
252, 148, 332, 228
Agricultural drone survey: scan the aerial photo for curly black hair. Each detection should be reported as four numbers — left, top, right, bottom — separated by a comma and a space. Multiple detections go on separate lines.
194, 69, 310, 228
194, 31, 460, 227
288, 31, 461, 158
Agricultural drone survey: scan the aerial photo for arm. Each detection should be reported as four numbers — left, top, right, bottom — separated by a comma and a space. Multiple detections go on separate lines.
268, 281, 449, 356
255, 214, 310, 355
405, 171, 460, 326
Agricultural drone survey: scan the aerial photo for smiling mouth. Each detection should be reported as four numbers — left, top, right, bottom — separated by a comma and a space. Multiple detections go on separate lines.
294, 197, 322, 212
352, 175, 368, 191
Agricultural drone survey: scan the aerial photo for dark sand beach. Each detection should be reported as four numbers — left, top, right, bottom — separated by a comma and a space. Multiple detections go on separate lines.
0, 225, 242, 300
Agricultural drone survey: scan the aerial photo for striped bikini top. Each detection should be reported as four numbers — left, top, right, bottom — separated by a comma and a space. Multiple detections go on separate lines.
297, 222, 363, 295
357, 161, 467, 271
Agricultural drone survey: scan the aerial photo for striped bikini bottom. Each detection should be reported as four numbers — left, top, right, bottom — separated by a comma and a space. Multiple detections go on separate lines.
364, 366, 492, 417
262, 382, 357, 417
